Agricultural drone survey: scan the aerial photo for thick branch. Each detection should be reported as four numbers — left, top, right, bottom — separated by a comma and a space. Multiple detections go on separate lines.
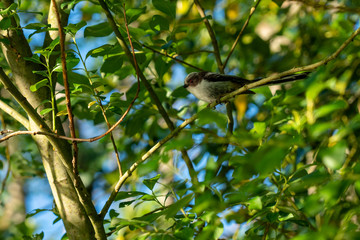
0, 100, 29, 128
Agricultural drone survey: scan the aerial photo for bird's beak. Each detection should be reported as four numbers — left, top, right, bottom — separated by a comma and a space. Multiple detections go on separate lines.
183, 84, 189, 88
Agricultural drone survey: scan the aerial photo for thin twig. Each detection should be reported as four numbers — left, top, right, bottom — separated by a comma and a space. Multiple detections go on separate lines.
141, 44, 205, 71
194, 0, 223, 73
223, 0, 262, 69
72, 37, 123, 177
51, 0, 79, 179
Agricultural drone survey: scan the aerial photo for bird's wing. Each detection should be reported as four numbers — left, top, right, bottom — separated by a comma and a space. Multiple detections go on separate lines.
203, 73, 255, 95
204, 72, 252, 84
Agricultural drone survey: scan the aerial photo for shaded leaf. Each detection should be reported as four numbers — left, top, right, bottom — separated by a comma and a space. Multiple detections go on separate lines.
152, 0, 176, 18
84, 22, 113, 37
126, 7, 146, 24
149, 15, 169, 31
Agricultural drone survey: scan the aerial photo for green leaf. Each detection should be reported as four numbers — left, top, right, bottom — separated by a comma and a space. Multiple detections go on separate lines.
171, 86, 189, 98
32, 70, 48, 78
53, 52, 80, 72
250, 122, 266, 139
109, 209, 119, 219
24, 55, 43, 65
24, 22, 49, 30
149, 15, 169, 31
161, 40, 173, 50
65, 21, 87, 35
40, 108, 53, 115
101, 55, 123, 74
319, 140, 347, 170
126, 7, 146, 24
314, 100, 348, 119
248, 196, 262, 211
288, 169, 329, 193
86, 44, 117, 59
278, 213, 294, 221
0, 17, 11, 30
152, 0, 176, 19
46, 37, 60, 52
163, 132, 194, 150
119, 200, 135, 208
272, 0, 284, 7
165, 194, 194, 219
30, 79, 49, 92
140, 194, 156, 201
143, 174, 161, 191
84, 22, 113, 37
198, 108, 228, 130
0, 3, 18, 15
114, 191, 146, 201
155, 56, 171, 78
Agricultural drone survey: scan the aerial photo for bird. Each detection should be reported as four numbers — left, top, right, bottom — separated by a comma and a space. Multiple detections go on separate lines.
183, 71, 310, 103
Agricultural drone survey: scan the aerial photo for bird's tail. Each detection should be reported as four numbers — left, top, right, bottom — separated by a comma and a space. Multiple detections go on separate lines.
257, 72, 311, 86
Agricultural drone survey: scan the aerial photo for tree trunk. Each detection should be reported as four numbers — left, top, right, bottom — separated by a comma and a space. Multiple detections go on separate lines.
0, 0, 102, 238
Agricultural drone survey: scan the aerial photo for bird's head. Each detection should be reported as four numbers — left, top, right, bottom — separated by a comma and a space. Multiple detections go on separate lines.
184, 72, 201, 88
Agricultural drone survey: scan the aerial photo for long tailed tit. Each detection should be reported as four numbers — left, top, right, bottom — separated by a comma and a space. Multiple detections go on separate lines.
183, 71, 310, 103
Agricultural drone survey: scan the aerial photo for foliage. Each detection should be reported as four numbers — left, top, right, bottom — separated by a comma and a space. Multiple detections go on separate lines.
0, 0, 360, 239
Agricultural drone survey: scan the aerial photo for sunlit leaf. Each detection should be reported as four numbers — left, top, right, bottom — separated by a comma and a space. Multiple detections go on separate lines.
319, 140, 347, 170
30, 79, 49, 92
40, 108, 53, 115
143, 174, 161, 191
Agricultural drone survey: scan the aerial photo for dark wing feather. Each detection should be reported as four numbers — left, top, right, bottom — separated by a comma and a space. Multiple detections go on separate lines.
202, 72, 255, 95
203, 72, 252, 84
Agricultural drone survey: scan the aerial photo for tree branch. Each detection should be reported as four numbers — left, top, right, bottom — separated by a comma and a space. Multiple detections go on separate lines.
223, 0, 262, 69
0, 99, 29, 128
141, 43, 205, 72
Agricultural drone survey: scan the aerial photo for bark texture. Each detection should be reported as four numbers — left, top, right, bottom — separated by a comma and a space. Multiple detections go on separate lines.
0, 0, 100, 238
